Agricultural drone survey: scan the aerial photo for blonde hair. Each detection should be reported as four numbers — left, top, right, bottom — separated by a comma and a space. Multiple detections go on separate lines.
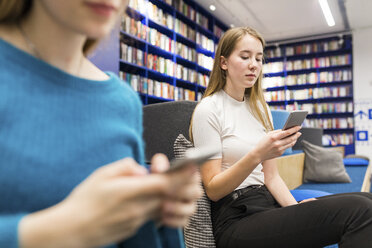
0, 0, 97, 55
190, 27, 273, 141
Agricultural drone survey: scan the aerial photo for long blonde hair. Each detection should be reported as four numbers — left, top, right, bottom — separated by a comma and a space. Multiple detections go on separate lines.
0, 0, 97, 55
190, 27, 273, 141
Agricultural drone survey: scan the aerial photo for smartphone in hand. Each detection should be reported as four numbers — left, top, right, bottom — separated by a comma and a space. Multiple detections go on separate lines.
282, 110, 308, 130
167, 147, 218, 173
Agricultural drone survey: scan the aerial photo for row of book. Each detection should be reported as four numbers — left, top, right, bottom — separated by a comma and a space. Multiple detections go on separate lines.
196, 32, 215, 52
169, 0, 209, 29
129, 0, 215, 52
214, 25, 225, 39
176, 41, 196, 62
120, 72, 200, 101
197, 53, 213, 70
263, 55, 351, 73
121, 43, 174, 76
287, 102, 353, 114
288, 86, 352, 100
286, 40, 343, 56
286, 55, 351, 71
121, 42, 210, 86
264, 86, 352, 102
122, 16, 213, 68
323, 134, 354, 146
265, 39, 344, 59
304, 117, 354, 129
262, 69, 352, 88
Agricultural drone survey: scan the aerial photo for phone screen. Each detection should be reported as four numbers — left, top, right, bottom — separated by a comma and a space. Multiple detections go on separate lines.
282, 110, 308, 130
167, 147, 218, 173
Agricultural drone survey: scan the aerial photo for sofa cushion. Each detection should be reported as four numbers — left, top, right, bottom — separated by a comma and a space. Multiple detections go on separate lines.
173, 134, 216, 248
343, 158, 369, 166
290, 189, 331, 202
302, 140, 351, 183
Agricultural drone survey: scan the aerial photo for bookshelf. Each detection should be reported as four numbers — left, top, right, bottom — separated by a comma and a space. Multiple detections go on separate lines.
120, 0, 228, 104
263, 35, 355, 155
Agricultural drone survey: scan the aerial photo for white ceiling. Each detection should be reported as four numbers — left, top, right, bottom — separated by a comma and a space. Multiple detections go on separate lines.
195, 0, 372, 43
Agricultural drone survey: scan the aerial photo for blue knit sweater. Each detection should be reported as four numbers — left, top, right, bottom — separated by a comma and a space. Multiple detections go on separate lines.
0, 38, 147, 247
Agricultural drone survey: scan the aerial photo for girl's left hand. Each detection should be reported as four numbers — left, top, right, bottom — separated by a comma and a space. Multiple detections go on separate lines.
299, 198, 317, 204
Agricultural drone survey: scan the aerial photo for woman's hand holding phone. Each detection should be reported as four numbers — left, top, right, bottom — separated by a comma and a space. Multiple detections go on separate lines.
253, 126, 302, 162
150, 153, 202, 227
19, 156, 202, 248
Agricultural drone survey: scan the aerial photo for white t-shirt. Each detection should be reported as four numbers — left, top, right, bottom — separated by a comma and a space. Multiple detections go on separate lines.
192, 89, 273, 190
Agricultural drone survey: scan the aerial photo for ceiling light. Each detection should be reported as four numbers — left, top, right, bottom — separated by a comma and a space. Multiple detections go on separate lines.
318, 0, 335, 27
230, 24, 235, 28
209, 4, 216, 11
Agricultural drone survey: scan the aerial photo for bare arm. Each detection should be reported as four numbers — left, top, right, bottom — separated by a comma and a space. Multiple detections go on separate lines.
200, 127, 302, 202
262, 159, 298, 207
200, 152, 261, 202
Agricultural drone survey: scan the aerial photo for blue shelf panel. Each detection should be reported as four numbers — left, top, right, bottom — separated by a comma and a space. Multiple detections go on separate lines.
197, 85, 206, 92
141, 93, 174, 103
176, 78, 197, 90
324, 144, 355, 155
285, 48, 352, 61
287, 83, 317, 90
120, 59, 147, 74
288, 96, 353, 104
120, 31, 147, 50
196, 45, 214, 57
264, 72, 285, 77
176, 55, 197, 70
147, 69, 174, 84
267, 100, 287, 106
175, 10, 196, 32
307, 112, 354, 118
286, 80, 352, 90
147, 18, 174, 37
175, 33, 197, 49
149, 0, 174, 15
265, 86, 286, 91
285, 64, 352, 75
147, 43, 173, 60
197, 65, 211, 75
122, 31, 205, 70
318, 64, 352, 72
126, 6, 146, 21
265, 57, 284, 63
323, 128, 354, 133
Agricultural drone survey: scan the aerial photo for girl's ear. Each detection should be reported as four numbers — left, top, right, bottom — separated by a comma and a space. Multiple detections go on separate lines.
220, 56, 228, 70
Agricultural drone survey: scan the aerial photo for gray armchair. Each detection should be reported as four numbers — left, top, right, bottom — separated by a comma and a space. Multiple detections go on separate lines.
142, 100, 198, 162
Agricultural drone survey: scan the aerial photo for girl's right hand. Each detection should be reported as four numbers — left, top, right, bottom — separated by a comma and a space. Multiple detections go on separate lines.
253, 126, 302, 162
19, 157, 199, 248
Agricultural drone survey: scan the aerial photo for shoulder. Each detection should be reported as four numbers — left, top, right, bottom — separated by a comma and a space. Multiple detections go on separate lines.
194, 91, 222, 115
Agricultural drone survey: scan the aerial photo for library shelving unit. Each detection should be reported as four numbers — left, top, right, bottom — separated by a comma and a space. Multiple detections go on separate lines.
263, 35, 355, 154
119, 0, 228, 105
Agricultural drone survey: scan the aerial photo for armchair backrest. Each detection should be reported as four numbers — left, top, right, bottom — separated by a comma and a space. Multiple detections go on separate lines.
143, 100, 198, 162
293, 127, 323, 150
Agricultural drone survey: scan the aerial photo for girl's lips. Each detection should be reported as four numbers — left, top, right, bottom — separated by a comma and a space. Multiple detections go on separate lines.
85, 2, 116, 17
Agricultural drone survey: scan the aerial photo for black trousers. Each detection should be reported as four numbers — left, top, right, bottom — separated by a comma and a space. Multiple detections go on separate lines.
211, 185, 372, 248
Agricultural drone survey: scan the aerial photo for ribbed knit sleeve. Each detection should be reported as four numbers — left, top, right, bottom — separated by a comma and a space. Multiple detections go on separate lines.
0, 214, 27, 247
